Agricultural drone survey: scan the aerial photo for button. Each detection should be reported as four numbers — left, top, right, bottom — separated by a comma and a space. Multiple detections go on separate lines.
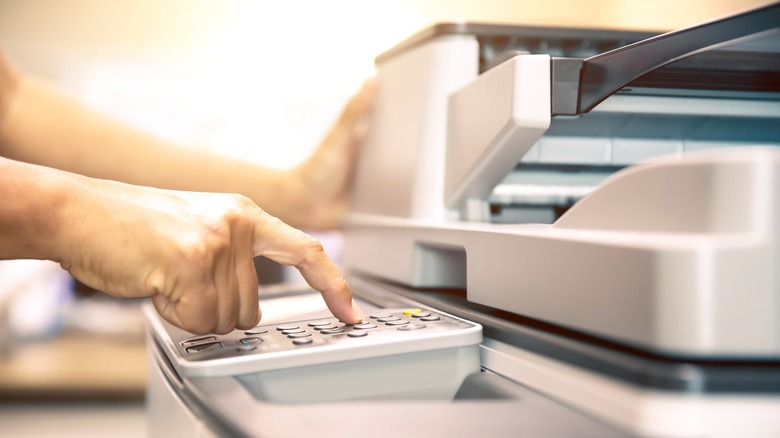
411, 312, 431, 318
236, 344, 257, 352
181, 336, 216, 347
292, 338, 313, 345
320, 328, 345, 334
308, 320, 333, 327
369, 312, 393, 319
185, 342, 222, 353
386, 320, 409, 326
377, 316, 401, 322
244, 328, 268, 335
282, 328, 306, 335
421, 315, 441, 322
276, 324, 300, 331
347, 331, 368, 338
240, 337, 261, 344
398, 323, 426, 331
288, 333, 312, 339
313, 323, 344, 330
354, 323, 378, 330
402, 309, 423, 315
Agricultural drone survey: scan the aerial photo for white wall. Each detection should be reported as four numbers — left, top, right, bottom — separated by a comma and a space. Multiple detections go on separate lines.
0, 0, 769, 168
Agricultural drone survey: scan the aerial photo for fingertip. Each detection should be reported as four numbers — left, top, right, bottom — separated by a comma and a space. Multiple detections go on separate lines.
350, 298, 365, 323
329, 277, 363, 324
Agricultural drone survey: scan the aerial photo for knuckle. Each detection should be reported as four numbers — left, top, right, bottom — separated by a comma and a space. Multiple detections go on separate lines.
230, 193, 256, 210
215, 196, 257, 236
263, 214, 283, 229
333, 275, 349, 293
184, 314, 216, 335
213, 323, 234, 335
303, 235, 325, 257
189, 292, 218, 332
284, 232, 325, 268
182, 239, 215, 270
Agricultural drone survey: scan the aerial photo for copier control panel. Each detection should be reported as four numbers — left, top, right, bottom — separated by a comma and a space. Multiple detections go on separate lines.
145, 300, 482, 403
164, 307, 478, 369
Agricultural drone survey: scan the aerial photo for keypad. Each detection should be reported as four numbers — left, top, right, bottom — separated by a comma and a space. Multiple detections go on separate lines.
177, 308, 464, 359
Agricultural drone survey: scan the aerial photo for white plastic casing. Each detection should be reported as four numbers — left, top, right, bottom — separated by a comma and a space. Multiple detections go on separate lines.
446, 54, 551, 219
346, 148, 780, 357
349, 34, 479, 221
342, 29, 780, 357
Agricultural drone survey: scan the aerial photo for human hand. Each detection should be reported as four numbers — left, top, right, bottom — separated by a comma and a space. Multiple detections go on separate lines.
57, 176, 364, 334
284, 78, 376, 230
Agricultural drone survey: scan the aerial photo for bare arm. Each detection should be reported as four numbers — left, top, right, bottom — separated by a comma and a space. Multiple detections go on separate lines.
0, 51, 368, 333
0, 51, 373, 230
0, 157, 364, 333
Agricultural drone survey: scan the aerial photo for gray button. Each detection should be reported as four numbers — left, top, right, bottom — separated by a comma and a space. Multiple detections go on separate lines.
244, 328, 268, 335
316, 323, 345, 330
347, 331, 368, 337
369, 312, 393, 319
377, 316, 401, 322
292, 338, 313, 345
321, 328, 345, 334
276, 324, 300, 331
308, 320, 333, 327
240, 337, 261, 344
354, 323, 378, 330
236, 344, 257, 352
386, 320, 409, 326
398, 323, 426, 331
411, 312, 432, 318
185, 342, 222, 353
181, 336, 217, 347
282, 328, 306, 335
421, 315, 441, 322
288, 333, 312, 339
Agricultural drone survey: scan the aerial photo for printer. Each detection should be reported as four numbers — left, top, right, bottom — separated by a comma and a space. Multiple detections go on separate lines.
145, 3, 780, 437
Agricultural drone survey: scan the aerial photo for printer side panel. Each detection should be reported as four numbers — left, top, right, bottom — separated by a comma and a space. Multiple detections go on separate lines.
348, 35, 479, 221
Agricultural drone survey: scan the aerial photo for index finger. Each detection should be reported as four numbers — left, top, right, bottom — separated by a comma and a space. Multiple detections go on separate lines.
251, 210, 363, 324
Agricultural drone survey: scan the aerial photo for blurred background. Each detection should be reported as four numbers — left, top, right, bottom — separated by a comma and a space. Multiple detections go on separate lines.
0, 0, 770, 436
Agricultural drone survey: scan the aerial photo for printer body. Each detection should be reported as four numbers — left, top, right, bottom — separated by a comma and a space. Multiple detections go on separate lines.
145, 4, 780, 437
344, 19, 780, 359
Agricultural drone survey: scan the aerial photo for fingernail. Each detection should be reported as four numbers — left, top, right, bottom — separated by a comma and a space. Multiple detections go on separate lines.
351, 299, 365, 323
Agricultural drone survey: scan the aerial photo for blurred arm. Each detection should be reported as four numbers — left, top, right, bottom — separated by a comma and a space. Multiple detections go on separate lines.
0, 51, 373, 230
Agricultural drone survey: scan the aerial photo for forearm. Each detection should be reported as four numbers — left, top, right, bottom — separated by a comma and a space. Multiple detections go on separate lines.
0, 71, 312, 224
0, 157, 71, 262
0, 52, 374, 231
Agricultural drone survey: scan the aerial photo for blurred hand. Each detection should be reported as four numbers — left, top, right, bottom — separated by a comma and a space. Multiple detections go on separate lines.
58, 176, 364, 334
287, 78, 376, 229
